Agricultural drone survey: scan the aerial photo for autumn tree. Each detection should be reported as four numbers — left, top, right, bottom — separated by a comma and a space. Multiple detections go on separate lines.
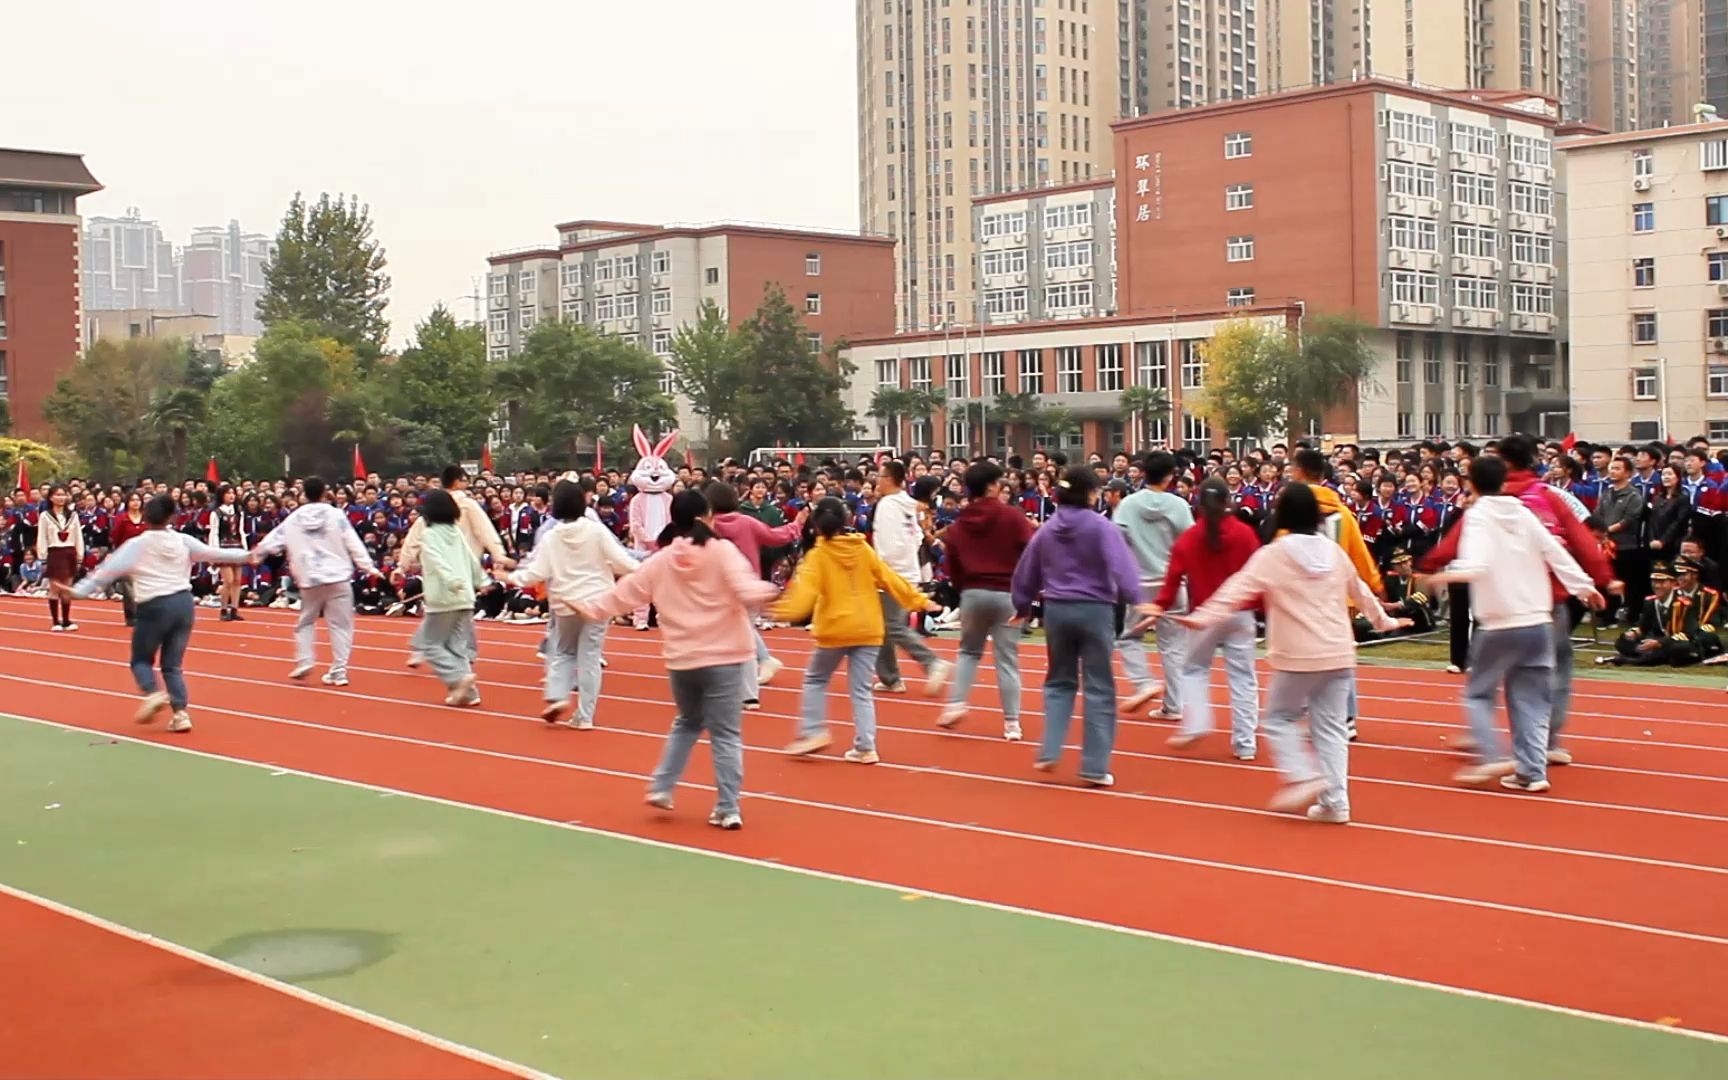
260, 192, 391, 352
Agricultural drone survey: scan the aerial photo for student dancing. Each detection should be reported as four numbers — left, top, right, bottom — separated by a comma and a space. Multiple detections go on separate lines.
254, 476, 377, 687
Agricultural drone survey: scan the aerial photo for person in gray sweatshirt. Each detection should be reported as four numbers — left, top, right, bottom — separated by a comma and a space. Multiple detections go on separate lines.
254, 476, 377, 686
1113, 451, 1193, 716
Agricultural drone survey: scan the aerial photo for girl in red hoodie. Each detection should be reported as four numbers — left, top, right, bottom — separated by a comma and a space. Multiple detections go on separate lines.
1150, 478, 1262, 759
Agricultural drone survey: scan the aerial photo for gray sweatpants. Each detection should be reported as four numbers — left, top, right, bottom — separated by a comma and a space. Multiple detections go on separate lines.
422, 609, 476, 689
1264, 667, 1353, 812
653, 663, 746, 815
296, 582, 356, 679
545, 611, 608, 724
948, 589, 1022, 721
875, 593, 938, 685
1464, 622, 1556, 783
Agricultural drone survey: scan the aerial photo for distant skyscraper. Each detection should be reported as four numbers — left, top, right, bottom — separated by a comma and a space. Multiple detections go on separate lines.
1639, 0, 1728, 129
181, 222, 271, 336
82, 210, 177, 312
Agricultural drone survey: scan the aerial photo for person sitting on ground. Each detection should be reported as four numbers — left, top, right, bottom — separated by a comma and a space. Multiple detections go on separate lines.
1604, 563, 1701, 667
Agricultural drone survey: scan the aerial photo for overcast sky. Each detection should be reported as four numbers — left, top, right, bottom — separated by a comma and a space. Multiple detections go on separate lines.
14, 0, 858, 346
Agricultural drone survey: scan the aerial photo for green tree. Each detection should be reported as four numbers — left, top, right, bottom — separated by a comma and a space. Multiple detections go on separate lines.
1283, 313, 1381, 435
665, 299, 743, 454
1193, 313, 1379, 440
390, 305, 493, 458
1032, 405, 1079, 441
867, 386, 916, 445
1119, 385, 1173, 450
146, 386, 207, 481
385, 420, 453, 475
192, 366, 278, 481
260, 192, 391, 352
0, 437, 69, 483
244, 320, 367, 476
42, 338, 193, 478
728, 286, 855, 453
495, 320, 674, 465
0, 398, 13, 437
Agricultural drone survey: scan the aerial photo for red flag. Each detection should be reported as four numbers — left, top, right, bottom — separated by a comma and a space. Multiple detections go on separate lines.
594, 436, 604, 478
1560, 432, 1577, 453
15, 458, 28, 494
352, 444, 366, 479
205, 456, 220, 484
794, 451, 806, 466
481, 441, 493, 473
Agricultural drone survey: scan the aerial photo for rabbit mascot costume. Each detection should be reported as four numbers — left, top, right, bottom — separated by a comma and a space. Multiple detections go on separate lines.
626, 425, 679, 630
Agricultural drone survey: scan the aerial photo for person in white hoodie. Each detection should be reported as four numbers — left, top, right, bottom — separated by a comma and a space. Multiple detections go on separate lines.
1422, 455, 1604, 794
507, 479, 638, 728
870, 460, 952, 696
253, 476, 378, 687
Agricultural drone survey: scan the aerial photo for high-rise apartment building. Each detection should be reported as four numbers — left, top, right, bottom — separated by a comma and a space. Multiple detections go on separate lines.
1638, 0, 1728, 129
1571, 0, 1640, 132
0, 148, 102, 437
82, 210, 177, 313
1123, 0, 1262, 113
857, 0, 1119, 332
180, 222, 271, 337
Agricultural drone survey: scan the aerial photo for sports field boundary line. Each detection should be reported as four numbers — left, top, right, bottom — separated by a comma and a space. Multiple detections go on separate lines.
6, 639, 1725, 833
7, 685, 1727, 949
5, 711, 1722, 1048
0, 879, 556, 1079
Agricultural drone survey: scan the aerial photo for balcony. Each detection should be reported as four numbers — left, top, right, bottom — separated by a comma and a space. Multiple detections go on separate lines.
1451, 307, 1502, 330
1385, 139, 1439, 166
1449, 254, 1500, 278
1509, 262, 1555, 286
1384, 192, 1440, 218
1390, 302, 1441, 326
1509, 312, 1556, 335
1508, 212, 1554, 236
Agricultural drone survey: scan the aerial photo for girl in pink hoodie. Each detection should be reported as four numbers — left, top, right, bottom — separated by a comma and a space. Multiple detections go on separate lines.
1179, 484, 1406, 824
577, 490, 780, 830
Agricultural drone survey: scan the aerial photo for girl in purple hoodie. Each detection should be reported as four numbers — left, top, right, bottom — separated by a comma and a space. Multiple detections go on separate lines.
1011, 467, 1150, 788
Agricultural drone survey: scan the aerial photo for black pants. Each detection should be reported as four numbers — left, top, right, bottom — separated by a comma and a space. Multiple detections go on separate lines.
1448, 584, 1471, 670
1611, 549, 1650, 625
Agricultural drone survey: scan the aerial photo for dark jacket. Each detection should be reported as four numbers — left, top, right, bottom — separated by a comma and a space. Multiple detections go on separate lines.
945, 496, 1035, 593
1597, 484, 1648, 551
1646, 491, 1691, 555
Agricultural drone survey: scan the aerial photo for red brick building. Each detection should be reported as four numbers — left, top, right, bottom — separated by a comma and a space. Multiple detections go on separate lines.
0, 149, 102, 438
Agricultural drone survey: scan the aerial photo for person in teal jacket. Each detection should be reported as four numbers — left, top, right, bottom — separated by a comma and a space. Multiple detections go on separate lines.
418, 489, 488, 708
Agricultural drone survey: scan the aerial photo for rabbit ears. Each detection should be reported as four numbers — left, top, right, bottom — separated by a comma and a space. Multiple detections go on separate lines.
631, 424, 680, 460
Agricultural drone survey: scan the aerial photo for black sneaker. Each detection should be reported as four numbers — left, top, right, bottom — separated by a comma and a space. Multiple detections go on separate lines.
1500, 773, 1551, 793
1346, 717, 1359, 742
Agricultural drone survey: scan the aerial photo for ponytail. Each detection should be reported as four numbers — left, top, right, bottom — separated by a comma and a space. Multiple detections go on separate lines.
657, 489, 715, 547
1196, 476, 1230, 554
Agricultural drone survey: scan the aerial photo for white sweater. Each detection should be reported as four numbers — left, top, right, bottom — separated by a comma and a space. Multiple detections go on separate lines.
508, 518, 639, 614
73, 531, 251, 604
255, 501, 377, 588
1442, 495, 1596, 631
872, 490, 923, 583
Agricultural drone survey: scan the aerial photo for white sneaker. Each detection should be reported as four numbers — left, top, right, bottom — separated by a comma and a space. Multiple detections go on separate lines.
1445, 664, 1463, 675
1307, 804, 1350, 824
922, 659, 954, 698
1003, 720, 1023, 742
1454, 760, 1517, 786
1079, 773, 1115, 788
62, 623, 79, 632
166, 711, 193, 734
1269, 778, 1329, 813
645, 790, 674, 811
599, 657, 608, 668
758, 656, 784, 686
289, 662, 315, 681
406, 653, 425, 669
542, 701, 575, 725
786, 733, 832, 756
50, 624, 64, 633
1546, 747, 1573, 766
844, 748, 881, 765
321, 672, 349, 687
936, 704, 967, 729
707, 809, 743, 830
445, 674, 480, 707
872, 679, 908, 694
1121, 685, 1163, 713
133, 692, 171, 725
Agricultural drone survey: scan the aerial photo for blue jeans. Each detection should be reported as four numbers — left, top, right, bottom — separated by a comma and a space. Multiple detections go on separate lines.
1178, 610, 1260, 755
1264, 667, 1353, 812
545, 612, 608, 724
132, 591, 196, 710
655, 663, 746, 814
1464, 623, 1556, 782
800, 645, 881, 752
949, 589, 1022, 720
1040, 600, 1118, 778
1548, 602, 1575, 748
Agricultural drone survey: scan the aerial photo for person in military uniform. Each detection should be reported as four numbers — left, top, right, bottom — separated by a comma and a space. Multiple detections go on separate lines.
1354, 549, 1436, 642
1605, 562, 1702, 667
1677, 556, 1723, 660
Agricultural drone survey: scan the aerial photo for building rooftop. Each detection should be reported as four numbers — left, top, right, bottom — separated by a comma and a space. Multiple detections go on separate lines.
973, 175, 1114, 208
490, 220, 892, 264
840, 302, 1301, 349
1558, 117, 1728, 152
0, 148, 102, 193
1112, 77, 1566, 134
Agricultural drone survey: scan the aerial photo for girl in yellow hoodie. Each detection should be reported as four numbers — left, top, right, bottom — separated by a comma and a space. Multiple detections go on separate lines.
778, 497, 936, 764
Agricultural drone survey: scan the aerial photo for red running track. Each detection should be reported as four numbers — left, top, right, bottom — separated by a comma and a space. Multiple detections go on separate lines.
1, 599, 1724, 1038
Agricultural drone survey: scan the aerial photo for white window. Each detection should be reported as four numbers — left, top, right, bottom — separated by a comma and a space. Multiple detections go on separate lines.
705, 266, 720, 285
1454, 277, 1498, 310
946, 418, 968, 453
1632, 312, 1658, 344
1388, 111, 1437, 145
518, 271, 537, 294
559, 263, 583, 288
653, 330, 673, 356
488, 274, 509, 296
615, 293, 639, 319
595, 295, 616, 320
875, 357, 899, 386
1425, 412, 1443, 437
652, 250, 671, 275
1634, 202, 1655, 231
560, 231, 580, 247
909, 419, 931, 449
1224, 131, 1252, 158
1634, 148, 1655, 179
1225, 183, 1254, 211
1451, 172, 1497, 207
805, 252, 822, 276
1510, 282, 1555, 315
488, 346, 508, 363
1043, 203, 1093, 230
947, 354, 970, 397
1096, 343, 1124, 392
1484, 350, 1501, 386
1483, 413, 1501, 435
1703, 138, 1728, 171
1180, 340, 1205, 389
805, 293, 822, 314
1018, 349, 1043, 392
1633, 367, 1659, 400
1452, 224, 1497, 259
1449, 121, 1497, 156
1226, 235, 1255, 262
1044, 240, 1093, 270
1388, 161, 1438, 198
1390, 271, 1441, 305
1508, 134, 1552, 167
1182, 411, 1211, 445
519, 308, 537, 330
808, 332, 824, 354
1709, 364, 1728, 397
488, 312, 507, 333
982, 351, 1006, 396
1056, 346, 1083, 392
982, 248, 1029, 276
1136, 340, 1169, 389
1044, 281, 1094, 310
1226, 287, 1255, 307
984, 288, 1029, 316
1389, 215, 1439, 251
1634, 257, 1657, 287
908, 356, 932, 390
1510, 232, 1552, 265
980, 210, 1028, 238
1397, 411, 1413, 438
651, 290, 672, 316
1508, 182, 1553, 216
616, 254, 639, 280
593, 258, 614, 283
560, 301, 581, 322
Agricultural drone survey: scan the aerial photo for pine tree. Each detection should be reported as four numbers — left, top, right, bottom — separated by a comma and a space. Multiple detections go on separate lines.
729, 286, 855, 453
260, 192, 391, 352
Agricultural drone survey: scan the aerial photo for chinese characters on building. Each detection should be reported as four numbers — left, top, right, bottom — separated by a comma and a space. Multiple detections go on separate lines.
1132, 151, 1162, 223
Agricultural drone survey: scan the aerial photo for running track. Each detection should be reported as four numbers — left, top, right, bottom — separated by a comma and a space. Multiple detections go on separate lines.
3, 597, 1724, 1042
